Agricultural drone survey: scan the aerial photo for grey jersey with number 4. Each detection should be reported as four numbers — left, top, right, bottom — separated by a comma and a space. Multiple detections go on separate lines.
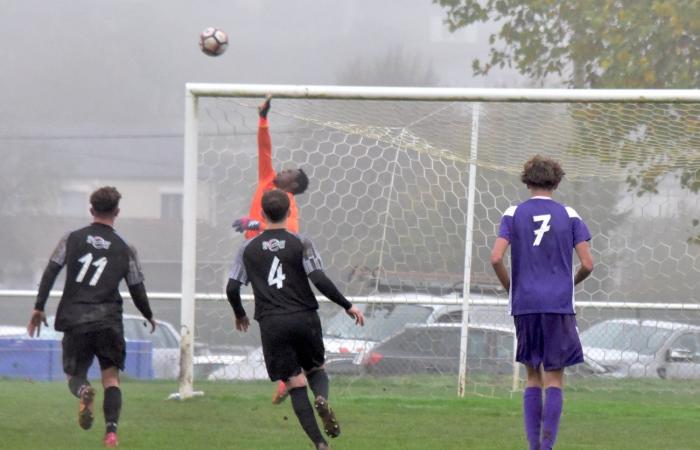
229, 229, 324, 321
50, 223, 144, 332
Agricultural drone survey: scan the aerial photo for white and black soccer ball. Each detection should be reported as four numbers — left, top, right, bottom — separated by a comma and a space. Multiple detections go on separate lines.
199, 27, 228, 57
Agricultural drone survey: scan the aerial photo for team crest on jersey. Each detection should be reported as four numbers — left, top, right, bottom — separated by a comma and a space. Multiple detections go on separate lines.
87, 235, 111, 250
262, 239, 285, 252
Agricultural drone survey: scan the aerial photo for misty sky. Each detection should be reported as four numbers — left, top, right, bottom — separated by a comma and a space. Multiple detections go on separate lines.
0, 0, 523, 138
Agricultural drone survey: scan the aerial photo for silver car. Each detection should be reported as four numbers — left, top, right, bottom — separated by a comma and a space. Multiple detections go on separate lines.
581, 319, 700, 379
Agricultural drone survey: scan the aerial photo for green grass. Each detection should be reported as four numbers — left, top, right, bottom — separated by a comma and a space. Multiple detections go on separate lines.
1, 377, 699, 449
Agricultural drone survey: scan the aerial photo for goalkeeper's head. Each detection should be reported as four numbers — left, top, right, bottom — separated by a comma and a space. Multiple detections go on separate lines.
274, 168, 309, 195
521, 155, 565, 191
261, 189, 291, 224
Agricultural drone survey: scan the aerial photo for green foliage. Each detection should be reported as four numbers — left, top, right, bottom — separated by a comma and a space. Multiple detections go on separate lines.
434, 0, 700, 89
435, 0, 700, 214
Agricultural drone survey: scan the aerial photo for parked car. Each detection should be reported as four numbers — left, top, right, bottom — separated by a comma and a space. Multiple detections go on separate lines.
0, 315, 182, 379
580, 319, 700, 379
207, 292, 511, 380
356, 323, 516, 376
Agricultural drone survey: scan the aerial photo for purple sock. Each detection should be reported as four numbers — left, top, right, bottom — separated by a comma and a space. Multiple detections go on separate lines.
541, 387, 563, 450
523, 387, 542, 450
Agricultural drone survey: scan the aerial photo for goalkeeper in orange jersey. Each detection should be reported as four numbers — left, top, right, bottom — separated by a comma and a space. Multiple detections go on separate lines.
232, 94, 309, 239
232, 95, 310, 404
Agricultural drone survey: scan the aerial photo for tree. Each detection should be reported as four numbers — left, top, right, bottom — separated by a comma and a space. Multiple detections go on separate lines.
435, 0, 700, 209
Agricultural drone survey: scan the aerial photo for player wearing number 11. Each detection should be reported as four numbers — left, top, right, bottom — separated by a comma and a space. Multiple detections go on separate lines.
490, 155, 593, 450
27, 186, 156, 449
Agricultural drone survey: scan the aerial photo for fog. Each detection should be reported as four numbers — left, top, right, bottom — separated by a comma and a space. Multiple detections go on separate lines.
0, 0, 516, 137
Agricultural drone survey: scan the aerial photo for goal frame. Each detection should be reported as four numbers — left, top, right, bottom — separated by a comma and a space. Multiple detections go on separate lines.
180, 84, 700, 399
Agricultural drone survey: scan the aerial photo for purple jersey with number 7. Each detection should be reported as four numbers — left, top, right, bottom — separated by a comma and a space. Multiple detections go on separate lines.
498, 196, 591, 316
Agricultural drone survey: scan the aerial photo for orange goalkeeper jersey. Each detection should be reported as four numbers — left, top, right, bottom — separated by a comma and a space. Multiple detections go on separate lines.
244, 118, 299, 240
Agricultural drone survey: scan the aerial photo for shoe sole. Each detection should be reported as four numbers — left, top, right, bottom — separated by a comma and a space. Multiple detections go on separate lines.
78, 386, 95, 430
314, 396, 340, 438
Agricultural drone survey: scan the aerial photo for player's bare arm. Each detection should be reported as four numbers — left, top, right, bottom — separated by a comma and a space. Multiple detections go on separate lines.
490, 237, 511, 293
573, 240, 594, 285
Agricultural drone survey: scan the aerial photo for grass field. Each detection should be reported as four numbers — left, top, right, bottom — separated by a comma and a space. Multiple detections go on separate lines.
1, 376, 699, 449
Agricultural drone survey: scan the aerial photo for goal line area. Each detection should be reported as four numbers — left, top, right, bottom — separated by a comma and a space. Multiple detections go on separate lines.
178, 85, 700, 399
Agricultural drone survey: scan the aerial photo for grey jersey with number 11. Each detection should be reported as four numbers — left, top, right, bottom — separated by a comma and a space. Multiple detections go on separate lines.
51, 223, 144, 332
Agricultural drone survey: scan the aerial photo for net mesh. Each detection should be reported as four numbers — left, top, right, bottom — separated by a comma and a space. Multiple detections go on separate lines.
190, 95, 700, 398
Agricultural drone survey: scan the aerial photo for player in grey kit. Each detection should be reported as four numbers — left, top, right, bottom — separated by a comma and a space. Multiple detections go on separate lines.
226, 189, 364, 450
490, 156, 594, 450
27, 186, 156, 449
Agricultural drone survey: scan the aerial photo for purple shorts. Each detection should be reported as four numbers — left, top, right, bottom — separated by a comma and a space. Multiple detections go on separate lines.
514, 313, 583, 371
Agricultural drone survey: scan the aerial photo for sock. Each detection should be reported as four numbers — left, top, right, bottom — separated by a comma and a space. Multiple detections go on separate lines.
289, 386, 326, 447
307, 369, 329, 400
68, 377, 89, 398
103, 386, 122, 434
541, 387, 563, 450
523, 387, 543, 450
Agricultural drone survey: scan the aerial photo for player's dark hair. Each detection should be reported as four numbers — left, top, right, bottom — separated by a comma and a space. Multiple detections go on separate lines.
90, 186, 121, 214
262, 189, 290, 223
520, 155, 565, 191
291, 168, 309, 195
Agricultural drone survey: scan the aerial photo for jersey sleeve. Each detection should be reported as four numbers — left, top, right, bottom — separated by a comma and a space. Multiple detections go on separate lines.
49, 233, 70, 266
228, 242, 249, 284
301, 235, 324, 275
258, 118, 274, 181
497, 206, 517, 241
126, 245, 146, 286
566, 207, 592, 245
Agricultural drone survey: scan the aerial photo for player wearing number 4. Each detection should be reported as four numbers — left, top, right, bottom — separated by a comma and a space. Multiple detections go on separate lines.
227, 189, 365, 450
232, 94, 310, 405
27, 186, 156, 449
490, 156, 594, 450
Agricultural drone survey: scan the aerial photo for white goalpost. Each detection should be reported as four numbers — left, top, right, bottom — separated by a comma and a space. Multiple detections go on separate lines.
179, 84, 700, 399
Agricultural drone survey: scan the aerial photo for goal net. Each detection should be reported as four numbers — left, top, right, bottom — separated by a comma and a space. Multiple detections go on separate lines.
180, 85, 700, 399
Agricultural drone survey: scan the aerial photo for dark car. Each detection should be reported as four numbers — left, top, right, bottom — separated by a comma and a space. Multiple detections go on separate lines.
357, 323, 515, 376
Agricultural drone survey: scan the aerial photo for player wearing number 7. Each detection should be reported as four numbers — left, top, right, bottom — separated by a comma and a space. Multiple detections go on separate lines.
490, 155, 594, 450
27, 186, 156, 449
227, 189, 365, 450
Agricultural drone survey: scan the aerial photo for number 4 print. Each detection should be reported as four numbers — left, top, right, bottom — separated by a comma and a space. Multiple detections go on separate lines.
532, 214, 551, 246
268, 256, 286, 289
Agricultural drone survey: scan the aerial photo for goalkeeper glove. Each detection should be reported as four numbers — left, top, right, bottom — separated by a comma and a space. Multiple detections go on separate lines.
258, 94, 272, 119
232, 217, 260, 233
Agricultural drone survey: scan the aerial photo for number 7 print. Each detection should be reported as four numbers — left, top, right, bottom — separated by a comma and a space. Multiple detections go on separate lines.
532, 214, 551, 246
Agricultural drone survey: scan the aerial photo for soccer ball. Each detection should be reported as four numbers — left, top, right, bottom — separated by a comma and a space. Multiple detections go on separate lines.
199, 27, 228, 57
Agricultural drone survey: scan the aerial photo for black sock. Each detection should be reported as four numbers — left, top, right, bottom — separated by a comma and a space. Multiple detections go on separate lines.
68, 377, 89, 398
103, 386, 122, 433
307, 369, 329, 400
289, 386, 326, 446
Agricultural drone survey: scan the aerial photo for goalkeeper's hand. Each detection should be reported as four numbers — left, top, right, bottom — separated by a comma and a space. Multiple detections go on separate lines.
232, 217, 260, 233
